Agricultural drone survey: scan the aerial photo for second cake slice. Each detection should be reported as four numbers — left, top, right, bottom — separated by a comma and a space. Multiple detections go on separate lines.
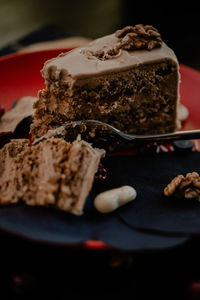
0, 138, 104, 215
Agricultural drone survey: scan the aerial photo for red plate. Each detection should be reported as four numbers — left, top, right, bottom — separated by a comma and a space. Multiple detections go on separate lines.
0, 49, 72, 110
0, 50, 199, 249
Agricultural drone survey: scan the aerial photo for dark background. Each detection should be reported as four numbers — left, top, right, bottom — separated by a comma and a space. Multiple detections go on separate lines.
123, 2, 200, 69
0, 1, 200, 69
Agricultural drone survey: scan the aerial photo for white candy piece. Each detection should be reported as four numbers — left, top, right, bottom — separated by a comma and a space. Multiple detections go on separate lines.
94, 185, 137, 213
177, 103, 189, 122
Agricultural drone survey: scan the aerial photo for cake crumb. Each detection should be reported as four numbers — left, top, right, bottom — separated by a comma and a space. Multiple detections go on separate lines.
0, 96, 37, 134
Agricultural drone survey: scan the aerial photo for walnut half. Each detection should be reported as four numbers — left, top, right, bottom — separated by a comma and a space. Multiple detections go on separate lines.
164, 172, 200, 201
115, 24, 162, 51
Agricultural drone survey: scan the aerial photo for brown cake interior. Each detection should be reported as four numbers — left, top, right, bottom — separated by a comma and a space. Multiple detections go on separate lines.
0, 139, 30, 204
0, 138, 104, 215
31, 59, 178, 139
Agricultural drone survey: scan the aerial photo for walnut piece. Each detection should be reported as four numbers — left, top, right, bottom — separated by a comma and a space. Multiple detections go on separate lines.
84, 47, 121, 61
164, 174, 184, 196
115, 24, 162, 51
164, 172, 200, 201
83, 24, 162, 62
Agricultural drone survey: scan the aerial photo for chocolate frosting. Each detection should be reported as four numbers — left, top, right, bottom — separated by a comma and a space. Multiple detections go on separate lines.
42, 32, 178, 81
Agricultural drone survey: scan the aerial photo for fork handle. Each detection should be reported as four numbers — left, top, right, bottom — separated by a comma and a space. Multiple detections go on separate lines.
132, 129, 200, 143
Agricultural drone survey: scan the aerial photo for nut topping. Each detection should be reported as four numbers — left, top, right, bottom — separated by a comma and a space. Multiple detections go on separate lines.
115, 24, 162, 51
164, 174, 184, 196
83, 24, 162, 61
84, 47, 121, 61
164, 172, 200, 201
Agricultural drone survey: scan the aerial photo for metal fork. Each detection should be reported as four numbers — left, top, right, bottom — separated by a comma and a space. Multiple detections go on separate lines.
32, 120, 200, 145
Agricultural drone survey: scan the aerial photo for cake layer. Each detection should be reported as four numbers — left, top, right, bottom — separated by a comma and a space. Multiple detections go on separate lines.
0, 138, 104, 215
31, 59, 178, 139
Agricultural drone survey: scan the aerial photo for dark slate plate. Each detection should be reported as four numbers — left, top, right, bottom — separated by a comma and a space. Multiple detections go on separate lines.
100, 151, 200, 235
90, 215, 187, 251
0, 104, 197, 249
0, 204, 92, 246
0, 150, 196, 250
0, 202, 187, 250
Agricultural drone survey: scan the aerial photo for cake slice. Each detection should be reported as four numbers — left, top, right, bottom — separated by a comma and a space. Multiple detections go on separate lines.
0, 139, 30, 204
0, 138, 104, 215
31, 24, 180, 141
